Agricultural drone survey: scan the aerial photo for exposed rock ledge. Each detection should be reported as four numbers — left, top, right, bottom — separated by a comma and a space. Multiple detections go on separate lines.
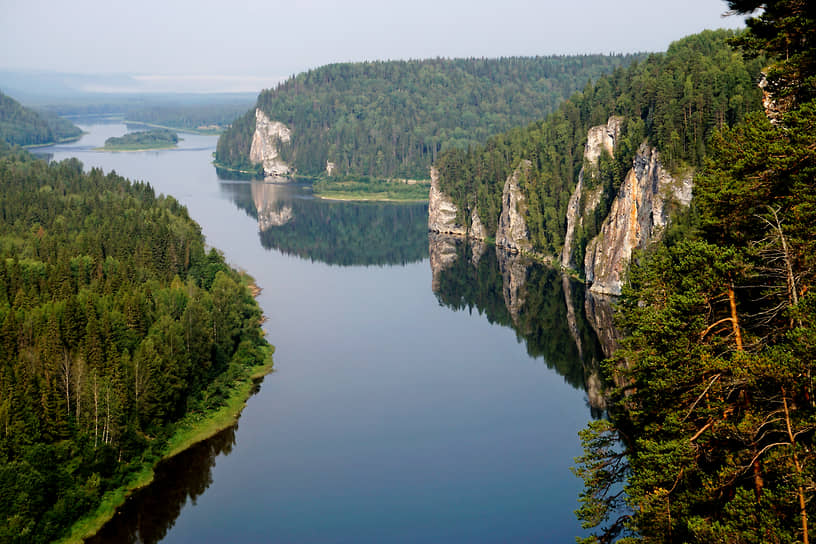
561, 117, 623, 269
496, 160, 534, 254
428, 167, 467, 236
584, 144, 692, 295
249, 109, 292, 179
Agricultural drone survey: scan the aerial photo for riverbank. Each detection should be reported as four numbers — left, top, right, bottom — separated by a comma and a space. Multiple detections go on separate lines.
57, 346, 274, 544
313, 178, 430, 202
22, 134, 84, 149
125, 120, 224, 135
94, 144, 179, 152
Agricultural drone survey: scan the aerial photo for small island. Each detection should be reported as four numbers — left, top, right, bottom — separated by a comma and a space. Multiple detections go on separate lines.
101, 128, 180, 151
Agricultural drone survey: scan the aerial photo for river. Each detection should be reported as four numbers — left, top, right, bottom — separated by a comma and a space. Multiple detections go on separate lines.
40, 121, 607, 543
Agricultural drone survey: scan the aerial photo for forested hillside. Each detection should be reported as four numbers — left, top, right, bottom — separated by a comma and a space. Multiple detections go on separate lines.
0, 91, 82, 146
0, 145, 271, 543
215, 55, 648, 178
574, 1, 816, 542
435, 29, 764, 258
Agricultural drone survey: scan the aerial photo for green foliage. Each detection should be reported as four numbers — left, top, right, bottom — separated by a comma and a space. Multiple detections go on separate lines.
216, 55, 648, 179
102, 129, 179, 150
0, 91, 82, 146
573, 10, 816, 541
727, 0, 816, 105
0, 148, 270, 542
436, 30, 764, 257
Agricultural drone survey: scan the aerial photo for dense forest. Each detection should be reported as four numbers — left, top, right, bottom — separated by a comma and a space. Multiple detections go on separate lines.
124, 102, 254, 133
38, 94, 255, 134
0, 91, 82, 147
215, 55, 649, 178
574, 1, 816, 542
435, 29, 765, 260
0, 144, 271, 543
103, 129, 180, 150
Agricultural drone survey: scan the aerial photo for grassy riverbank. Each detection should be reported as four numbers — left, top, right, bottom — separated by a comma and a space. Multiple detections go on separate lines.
125, 120, 225, 135
56, 346, 274, 544
313, 178, 430, 202
22, 134, 84, 149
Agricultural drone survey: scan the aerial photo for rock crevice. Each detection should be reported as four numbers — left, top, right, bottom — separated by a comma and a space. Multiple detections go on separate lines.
561, 117, 622, 269
584, 144, 692, 295
495, 160, 534, 254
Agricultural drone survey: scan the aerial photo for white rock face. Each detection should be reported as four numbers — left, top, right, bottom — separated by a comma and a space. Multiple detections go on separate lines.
249, 109, 292, 179
496, 160, 533, 253
561, 117, 623, 269
326, 161, 337, 176
428, 166, 467, 236
470, 208, 487, 241
584, 144, 693, 295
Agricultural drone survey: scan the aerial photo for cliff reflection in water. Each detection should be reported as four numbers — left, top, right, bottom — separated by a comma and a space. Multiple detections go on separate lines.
85, 425, 237, 544
430, 234, 614, 414
220, 180, 429, 266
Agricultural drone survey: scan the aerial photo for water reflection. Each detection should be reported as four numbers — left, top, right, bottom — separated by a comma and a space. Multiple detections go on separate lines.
85, 425, 238, 544
429, 234, 609, 414
220, 180, 429, 266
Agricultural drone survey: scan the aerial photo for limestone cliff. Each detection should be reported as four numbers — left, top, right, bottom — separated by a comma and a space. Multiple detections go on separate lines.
496, 160, 534, 254
584, 144, 693, 295
249, 109, 292, 179
428, 167, 467, 236
561, 117, 622, 269
470, 208, 487, 241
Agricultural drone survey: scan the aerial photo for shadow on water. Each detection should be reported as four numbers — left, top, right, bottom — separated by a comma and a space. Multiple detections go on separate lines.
429, 233, 616, 417
219, 179, 429, 266
84, 420, 239, 544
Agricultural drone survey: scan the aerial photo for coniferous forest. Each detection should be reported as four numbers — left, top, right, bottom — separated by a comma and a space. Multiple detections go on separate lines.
435, 29, 765, 259
0, 91, 82, 147
0, 144, 270, 543
573, 1, 816, 542
215, 55, 648, 178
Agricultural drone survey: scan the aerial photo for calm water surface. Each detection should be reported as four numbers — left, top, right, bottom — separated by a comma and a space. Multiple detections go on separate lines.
42, 122, 604, 543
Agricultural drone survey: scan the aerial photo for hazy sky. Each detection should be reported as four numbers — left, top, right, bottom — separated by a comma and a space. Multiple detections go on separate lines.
1, 0, 747, 92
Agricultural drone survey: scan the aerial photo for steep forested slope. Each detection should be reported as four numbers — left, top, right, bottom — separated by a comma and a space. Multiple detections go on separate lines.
0, 91, 82, 146
574, 1, 816, 542
435, 29, 764, 258
215, 55, 647, 178
0, 145, 270, 543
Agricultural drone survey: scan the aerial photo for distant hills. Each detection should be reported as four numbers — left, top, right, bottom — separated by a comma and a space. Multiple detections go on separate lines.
215, 54, 649, 179
0, 90, 82, 146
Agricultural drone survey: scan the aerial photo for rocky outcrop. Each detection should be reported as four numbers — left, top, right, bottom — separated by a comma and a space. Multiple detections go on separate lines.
496, 160, 534, 254
561, 117, 622, 269
470, 208, 487, 241
428, 167, 492, 242
759, 72, 793, 126
584, 144, 693, 295
249, 109, 292, 179
428, 167, 467, 236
